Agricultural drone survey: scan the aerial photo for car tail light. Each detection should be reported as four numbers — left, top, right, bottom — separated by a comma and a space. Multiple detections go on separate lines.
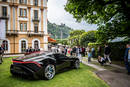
12, 60, 42, 67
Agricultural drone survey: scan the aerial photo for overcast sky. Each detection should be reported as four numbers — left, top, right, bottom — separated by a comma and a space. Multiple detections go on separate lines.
47, 0, 98, 31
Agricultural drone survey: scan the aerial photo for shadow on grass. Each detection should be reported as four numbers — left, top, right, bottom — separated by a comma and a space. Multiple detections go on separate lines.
8, 75, 40, 82
8, 67, 83, 81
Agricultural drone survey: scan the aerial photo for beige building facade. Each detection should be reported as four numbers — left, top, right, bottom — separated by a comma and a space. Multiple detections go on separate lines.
0, 0, 48, 53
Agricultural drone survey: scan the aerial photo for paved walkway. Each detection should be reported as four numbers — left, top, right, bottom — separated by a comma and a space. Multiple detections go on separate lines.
82, 57, 130, 87
82, 61, 106, 71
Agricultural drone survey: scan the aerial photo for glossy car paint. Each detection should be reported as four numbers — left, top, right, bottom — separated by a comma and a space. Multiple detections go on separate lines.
10, 52, 79, 79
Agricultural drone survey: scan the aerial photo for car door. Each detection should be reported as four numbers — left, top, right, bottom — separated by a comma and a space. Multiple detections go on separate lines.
53, 54, 71, 71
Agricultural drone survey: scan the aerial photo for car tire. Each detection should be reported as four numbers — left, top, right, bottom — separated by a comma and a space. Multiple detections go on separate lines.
73, 60, 80, 69
43, 64, 55, 80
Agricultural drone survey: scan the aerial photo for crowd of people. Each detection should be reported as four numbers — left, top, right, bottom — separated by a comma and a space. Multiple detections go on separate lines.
49, 45, 92, 62
49, 44, 112, 65
25, 47, 40, 55
97, 44, 111, 65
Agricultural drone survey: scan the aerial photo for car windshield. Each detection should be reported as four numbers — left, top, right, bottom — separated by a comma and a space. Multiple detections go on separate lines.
15, 51, 47, 60
53, 54, 67, 59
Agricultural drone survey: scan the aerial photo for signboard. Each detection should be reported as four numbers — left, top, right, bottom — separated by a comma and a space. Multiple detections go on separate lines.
0, 19, 6, 46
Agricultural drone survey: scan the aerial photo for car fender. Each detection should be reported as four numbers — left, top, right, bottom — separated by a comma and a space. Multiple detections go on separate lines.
42, 57, 56, 66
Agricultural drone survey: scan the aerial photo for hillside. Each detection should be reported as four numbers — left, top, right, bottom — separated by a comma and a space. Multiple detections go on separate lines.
48, 21, 73, 39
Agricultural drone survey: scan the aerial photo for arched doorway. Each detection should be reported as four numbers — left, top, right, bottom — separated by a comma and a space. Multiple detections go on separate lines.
34, 40, 39, 49
2, 40, 8, 51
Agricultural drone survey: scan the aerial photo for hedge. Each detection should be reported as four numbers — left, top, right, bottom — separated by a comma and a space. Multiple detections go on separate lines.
88, 41, 129, 61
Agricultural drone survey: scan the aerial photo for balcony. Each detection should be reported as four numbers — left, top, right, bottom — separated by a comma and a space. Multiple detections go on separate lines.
9, 2, 18, 7
0, 15, 9, 20
6, 30, 18, 36
27, 31, 44, 37
32, 17, 40, 22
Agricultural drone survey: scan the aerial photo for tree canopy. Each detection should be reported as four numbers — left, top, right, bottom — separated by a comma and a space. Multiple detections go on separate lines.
69, 30, 85, 46
65, 0, 130, 42
80, 30, 97, 46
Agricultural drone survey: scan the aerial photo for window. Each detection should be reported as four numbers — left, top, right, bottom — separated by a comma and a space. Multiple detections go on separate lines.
34, 40, 39, 49
20, 23, 23, 31
34, 0, 38, 6
19, 0, 27, 4
21, 40, 26, 52
2, 40, 8, 51
20, 8, 27, 17
2, 6, 7, 17
20, 22, 27, 31
20, 8, 23, 16
23, 9, 26, 17
24, 23, 27, 31
34, 10, 38, 19
34, 23, 38, 33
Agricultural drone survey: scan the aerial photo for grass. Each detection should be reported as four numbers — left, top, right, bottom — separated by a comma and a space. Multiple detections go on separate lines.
0, 57, 109, 87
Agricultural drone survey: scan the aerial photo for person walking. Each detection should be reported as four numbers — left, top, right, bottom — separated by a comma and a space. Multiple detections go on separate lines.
104, 44, 111, 64
0, 46, 4, 64
76, 46, 82, 62
87, 47, 92, 63
91, 47, 95, 58
124, 43, 130, 75
82, 47, 86, 57
64, 46, 68, 55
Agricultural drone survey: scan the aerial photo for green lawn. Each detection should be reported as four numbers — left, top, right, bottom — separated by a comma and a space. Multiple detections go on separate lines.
0, 57, 109, 87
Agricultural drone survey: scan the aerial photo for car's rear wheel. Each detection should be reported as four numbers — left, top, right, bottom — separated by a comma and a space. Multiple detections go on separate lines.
44, 64, 55, 80
74, 60, 80, 69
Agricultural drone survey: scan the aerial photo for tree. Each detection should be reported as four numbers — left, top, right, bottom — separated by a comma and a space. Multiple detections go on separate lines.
80, 31, 97, 46
48, 21, 73, 39
69, 30, 85, 46
56, 39, 69, 45
65, 0, 130, 39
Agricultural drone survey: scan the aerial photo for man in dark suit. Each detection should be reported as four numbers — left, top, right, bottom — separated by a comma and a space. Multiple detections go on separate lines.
104, 44, 111, 64
0, 46, 4, 64
124, 43, 130, 75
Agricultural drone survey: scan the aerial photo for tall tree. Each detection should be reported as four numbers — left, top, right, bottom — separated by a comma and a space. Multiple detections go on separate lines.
80, 31, 97, 46
65, 0, 130, 39
69, 30, 85, 46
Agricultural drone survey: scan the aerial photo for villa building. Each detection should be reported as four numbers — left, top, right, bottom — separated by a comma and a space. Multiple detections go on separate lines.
0, 0, 48, 53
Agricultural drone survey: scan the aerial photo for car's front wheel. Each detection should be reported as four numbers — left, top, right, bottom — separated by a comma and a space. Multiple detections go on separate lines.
44, 64, 55, 80
73, 60, 80, 69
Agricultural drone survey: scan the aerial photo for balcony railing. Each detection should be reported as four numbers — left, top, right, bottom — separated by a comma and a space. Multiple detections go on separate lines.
6, 30, 18, 35
6, 30, 44, 36
32, 17, 40, 22
27, 31, 44, 37
0, 15, 9, 20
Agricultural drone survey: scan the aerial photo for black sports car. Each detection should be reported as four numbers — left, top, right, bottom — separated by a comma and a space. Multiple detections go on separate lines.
10, 52, 80, 80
